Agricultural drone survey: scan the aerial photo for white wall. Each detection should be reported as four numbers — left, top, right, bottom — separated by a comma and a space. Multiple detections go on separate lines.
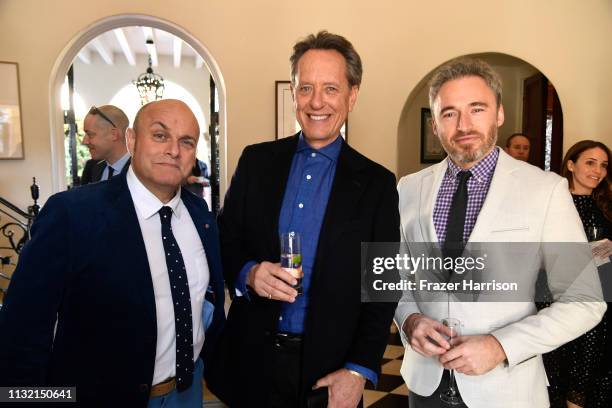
0, 0, 611, 209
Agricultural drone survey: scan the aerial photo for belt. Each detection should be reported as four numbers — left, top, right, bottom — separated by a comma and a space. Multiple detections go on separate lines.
273, 332, 303, 352
150, 377, 176, 398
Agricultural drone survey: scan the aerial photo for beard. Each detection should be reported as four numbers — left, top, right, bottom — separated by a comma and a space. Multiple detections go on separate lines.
438, 123, 498, 165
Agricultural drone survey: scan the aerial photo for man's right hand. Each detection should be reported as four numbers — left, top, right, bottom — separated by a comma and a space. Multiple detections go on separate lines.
403, 313, 452, 357
247, 261, 298, 302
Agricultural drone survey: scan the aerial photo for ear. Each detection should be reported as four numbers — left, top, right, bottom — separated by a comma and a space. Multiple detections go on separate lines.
348, 85, 359, 112
496, 104, 505, 127
567, 160, 575, 173
126, 128, 136, 155
431, 115, 438, 137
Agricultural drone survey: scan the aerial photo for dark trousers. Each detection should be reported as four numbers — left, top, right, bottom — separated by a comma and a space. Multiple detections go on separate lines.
409, 370, 469, 408
269, 333, 304, 408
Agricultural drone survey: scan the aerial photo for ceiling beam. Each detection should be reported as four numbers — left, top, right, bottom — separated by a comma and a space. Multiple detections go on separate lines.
91, 38, 113, 65
113, 28, 135, 66
77, 49, 91, 64
141, 27, 158, 67
173, 37, 182, 68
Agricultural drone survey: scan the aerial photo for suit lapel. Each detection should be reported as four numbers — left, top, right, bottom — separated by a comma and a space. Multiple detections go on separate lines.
263, 135, 299, 255
101, 175, 157, 320
314, 143, 368, 267
92, 160, 106, 182
420, 160, 447, 243
469, 151, 527, 242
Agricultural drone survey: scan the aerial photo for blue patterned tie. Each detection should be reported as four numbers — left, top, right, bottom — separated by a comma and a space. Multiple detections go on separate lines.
159, 206, 194, 391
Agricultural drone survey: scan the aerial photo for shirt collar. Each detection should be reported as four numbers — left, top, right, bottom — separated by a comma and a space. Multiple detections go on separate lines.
296, 131, 343, 161
108, 152, 130, 172
126, 166, 182, 220
446, 147, 499, 183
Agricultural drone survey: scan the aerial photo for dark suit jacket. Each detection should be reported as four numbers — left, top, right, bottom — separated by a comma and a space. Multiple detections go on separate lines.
207, 134, 399, 406
80, 157, 131, 185
0, 173, 225, 407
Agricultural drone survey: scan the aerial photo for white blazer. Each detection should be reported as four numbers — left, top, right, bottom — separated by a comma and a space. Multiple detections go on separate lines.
394, 149, 606, 408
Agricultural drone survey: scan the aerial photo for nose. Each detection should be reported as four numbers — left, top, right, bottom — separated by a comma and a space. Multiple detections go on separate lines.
457, 112, 473, 133
82, 135, 90, 146
166, 139, 180, 158
309, 87, 325, 110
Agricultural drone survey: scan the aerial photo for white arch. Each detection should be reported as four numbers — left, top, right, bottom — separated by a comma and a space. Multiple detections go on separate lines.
48, 14, 227, 197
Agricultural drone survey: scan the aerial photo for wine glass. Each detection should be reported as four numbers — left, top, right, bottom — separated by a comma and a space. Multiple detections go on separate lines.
440, 317, 463, 405
280, 231, 303, 295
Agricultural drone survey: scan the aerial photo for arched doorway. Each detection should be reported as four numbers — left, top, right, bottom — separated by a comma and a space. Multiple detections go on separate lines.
48, 14, 227, 208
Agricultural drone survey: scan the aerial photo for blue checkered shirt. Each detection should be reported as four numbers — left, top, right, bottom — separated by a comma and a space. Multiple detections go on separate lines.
433, 147, 499, 243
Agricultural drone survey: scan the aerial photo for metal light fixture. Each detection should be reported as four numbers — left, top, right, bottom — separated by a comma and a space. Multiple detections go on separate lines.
133, 40, 164, 105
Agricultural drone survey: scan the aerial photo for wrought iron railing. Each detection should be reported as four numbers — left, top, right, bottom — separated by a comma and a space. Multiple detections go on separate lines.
0, 177, 40, 306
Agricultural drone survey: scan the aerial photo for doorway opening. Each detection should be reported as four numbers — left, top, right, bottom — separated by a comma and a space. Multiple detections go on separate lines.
49, 15, 227, 212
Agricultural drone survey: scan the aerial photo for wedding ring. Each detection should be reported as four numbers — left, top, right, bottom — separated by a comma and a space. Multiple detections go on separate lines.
268, 293, 272, 299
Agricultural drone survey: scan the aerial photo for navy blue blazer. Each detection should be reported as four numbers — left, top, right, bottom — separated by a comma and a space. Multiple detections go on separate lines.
0, 172, 225, 407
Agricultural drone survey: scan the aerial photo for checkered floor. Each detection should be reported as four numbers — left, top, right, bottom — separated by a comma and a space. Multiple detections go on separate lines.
363, 326, 409, 407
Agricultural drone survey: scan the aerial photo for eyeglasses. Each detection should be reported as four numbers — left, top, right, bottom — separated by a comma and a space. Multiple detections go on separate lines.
89, 106, 117, 128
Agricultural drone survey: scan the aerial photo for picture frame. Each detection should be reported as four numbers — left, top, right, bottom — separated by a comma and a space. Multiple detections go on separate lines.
420, 108, 445, 163
275, 80, 348, 141
0, 61, 24, 159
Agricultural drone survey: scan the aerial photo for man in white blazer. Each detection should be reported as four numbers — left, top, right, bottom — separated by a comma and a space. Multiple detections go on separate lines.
394, 58, 606, 408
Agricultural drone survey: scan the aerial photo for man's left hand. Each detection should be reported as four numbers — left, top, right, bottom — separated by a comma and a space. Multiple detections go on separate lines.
313, 368, 366, 408
438, 335, 507, 376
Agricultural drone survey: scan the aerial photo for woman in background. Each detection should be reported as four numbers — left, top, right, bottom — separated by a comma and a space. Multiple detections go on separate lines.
545, 140, 611, 408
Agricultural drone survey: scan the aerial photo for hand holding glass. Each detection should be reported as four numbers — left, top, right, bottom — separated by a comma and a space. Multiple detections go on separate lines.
440, 317, 463, 405
280, 232, 303, 295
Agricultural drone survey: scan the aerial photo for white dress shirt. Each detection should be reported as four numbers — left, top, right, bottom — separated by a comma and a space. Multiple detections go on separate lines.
126, 167, 209, 385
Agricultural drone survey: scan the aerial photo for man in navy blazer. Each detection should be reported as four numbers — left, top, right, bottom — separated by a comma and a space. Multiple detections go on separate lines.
0, 99, 225, 408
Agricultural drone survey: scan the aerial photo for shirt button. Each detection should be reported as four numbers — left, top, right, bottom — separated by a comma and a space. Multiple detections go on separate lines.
298, 203, 304, 209
311, 152, 316, 158
306, 175, 312, 180
279, 316, 283, 321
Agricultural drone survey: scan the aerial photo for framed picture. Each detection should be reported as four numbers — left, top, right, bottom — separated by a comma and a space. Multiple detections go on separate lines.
275, 80, 348, 141
0, 61, 24, 159
420, 108, 445, 163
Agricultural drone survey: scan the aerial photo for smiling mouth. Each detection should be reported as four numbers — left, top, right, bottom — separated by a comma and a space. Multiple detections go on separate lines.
156, 163, 180, 169
308, 114, 330, 121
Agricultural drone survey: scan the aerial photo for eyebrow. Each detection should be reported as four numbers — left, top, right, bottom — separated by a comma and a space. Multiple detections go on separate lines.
585, 157, 608, 163
440, 101, 489, 115
150, 121, 169, 130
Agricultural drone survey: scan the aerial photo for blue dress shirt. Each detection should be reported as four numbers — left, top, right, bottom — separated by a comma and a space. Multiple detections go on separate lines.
236, 133, 377, 385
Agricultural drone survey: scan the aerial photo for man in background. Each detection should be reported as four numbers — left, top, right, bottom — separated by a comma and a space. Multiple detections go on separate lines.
80, 104, 130, 184
504, 132, 530, 161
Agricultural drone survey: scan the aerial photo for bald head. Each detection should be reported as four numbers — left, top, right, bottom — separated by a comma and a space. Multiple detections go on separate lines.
126, 99, 200, 203
133, 99, 199, 136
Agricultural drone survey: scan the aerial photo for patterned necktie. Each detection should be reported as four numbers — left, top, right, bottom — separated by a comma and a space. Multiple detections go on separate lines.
106, 165, 114, 180
158, 206, 194, 391
443, 170, 472, 263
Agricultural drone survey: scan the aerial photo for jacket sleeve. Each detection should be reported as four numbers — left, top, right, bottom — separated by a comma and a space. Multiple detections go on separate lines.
492, 177, 607, 367
0, 194, 73, 385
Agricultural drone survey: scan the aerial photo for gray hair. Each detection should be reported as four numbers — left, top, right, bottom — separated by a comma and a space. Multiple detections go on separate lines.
290, 30, 362, 88
428, 57, 502, 109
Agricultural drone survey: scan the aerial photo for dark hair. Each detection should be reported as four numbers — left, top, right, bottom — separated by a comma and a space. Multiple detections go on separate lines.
290, 30, 362, 88
506, 133, 530, 147
561, 140, 612, 221
429, 57, 502, 110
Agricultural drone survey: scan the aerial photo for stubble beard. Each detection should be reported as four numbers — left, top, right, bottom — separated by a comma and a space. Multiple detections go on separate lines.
440, 124, 498, 165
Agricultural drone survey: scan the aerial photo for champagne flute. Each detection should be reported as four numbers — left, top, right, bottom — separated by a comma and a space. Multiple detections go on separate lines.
280, 231, 303, 295
440, 317, 463, 405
